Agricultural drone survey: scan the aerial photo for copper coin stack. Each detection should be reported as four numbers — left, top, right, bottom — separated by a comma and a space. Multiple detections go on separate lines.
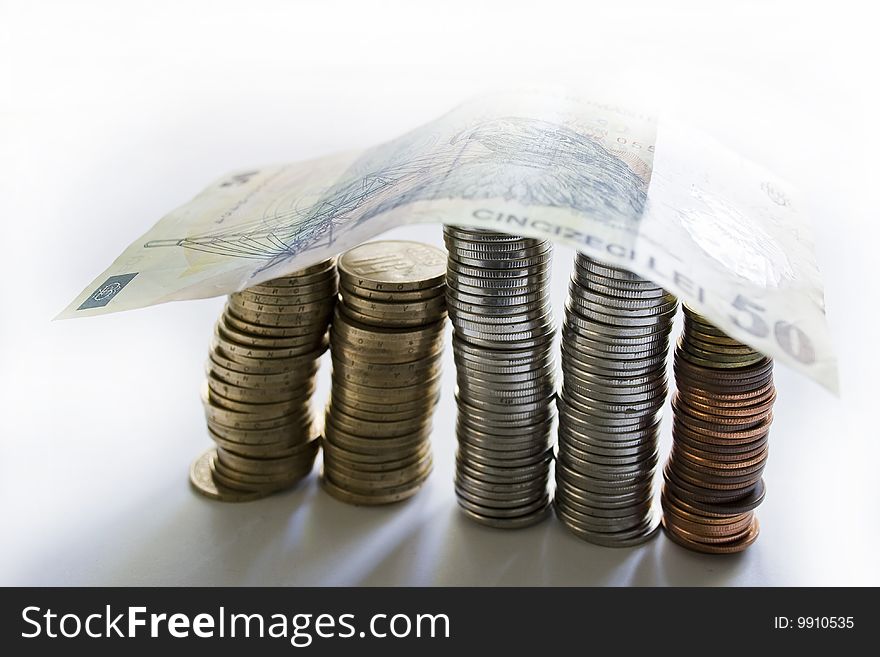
444, 226, 556, 529
321, 241, 447, 506
554, 254, 677, 546
190, 260, 338, 502
661, 305, 775, 554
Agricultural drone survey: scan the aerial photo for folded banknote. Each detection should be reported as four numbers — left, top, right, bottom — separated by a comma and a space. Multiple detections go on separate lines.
60, 90, 836, 391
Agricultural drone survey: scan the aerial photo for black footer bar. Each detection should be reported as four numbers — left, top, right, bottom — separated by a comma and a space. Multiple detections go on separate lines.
1, 586, 870, 653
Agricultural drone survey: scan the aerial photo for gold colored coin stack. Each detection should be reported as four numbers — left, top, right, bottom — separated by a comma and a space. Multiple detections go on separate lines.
555, 254, 677, 546
661, 305, 775, 553
189, 260, 337, 502
321, 241, 447, 505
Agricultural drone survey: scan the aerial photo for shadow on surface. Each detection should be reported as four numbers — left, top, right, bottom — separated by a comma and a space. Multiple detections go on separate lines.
19, 463, 756, 586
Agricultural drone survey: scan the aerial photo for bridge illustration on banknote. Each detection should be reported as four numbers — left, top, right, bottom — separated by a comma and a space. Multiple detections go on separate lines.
144, 117, 649, 274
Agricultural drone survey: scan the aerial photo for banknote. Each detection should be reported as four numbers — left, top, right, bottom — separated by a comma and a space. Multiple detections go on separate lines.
60, 90, 837, 391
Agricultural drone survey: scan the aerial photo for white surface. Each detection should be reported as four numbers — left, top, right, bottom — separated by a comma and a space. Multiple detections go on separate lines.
1, 0, 878, 586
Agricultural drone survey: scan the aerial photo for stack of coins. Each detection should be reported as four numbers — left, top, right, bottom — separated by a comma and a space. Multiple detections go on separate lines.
321, 240, 447, 505
443, 226, 556, 529
661, 305, 775, 553
555, 254, 677, 546
190, 260, 338, 502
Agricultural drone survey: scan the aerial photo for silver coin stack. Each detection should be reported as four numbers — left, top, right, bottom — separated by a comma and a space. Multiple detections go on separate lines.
190, 260, 337, 502
554, 253, 677, 545
321, 240, 447, 506
444, 225, 556, 529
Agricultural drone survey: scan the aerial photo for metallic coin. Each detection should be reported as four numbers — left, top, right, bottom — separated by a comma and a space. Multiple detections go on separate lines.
324, 424, 431, 456
451, 311, 554, 334
457, 463, 552, 490
663, 515, 760, 554
569, 288, 679, 316
453, 318, 555, 340
564, 305, 673, 337
321, 241, 447, 505
342, 293, 447, 317
211, 456, 313, 491
556, 504, 662, 547
206, 369, 316, 403
555, 253, 675, 546
339, 308, 446, 331
458, 439, 553, 467
331, 348, 443, 372
456, 470, 550, 496
452, 357, 555, 378
217, 318, 327, 351
457, 503, 552, 529
445, 227, 555, 529
213, 327, 327, 360
575, 276, 671, 301
455, 483, 547, 510
326, 451, 433, 487
203, 387, 312, 421
445, 269, 551, 292
327, 403, 433, 437
202, 399, 310, 432
227, 289, 335, 314
444, 234, 552, 255
244, 276, 337, 297
206, 357, 318, 389
222, 308, 328, 338
246, 275, 336, 295
330, 396, 438, 423
225, 301, 336, 328
458, 432, 553, 457
232, 286, 337, 309
449, 250, 553, 270
556, 478, 653, 507
340, 280, 445, 302
322, 438, 432, 470
443, 225, 530, 243
454, 330, 555, 351
210, 432, 317, 458
456, 487, 551, 517
458, 413, 554, 437
572, 269, 661, 294
660, 306, 774, 553
330, 375, 442, 406
561, 326, 669, 355
321, 465, 433, 505
332, 310, 445, 342
338, 240, 446, 291
446, 268, 549, 290
257, 258, 337, 280
446, 247, 553, 268
573, 255, 649, 281
447, 260, 551, 281
331, 362, 443, 389
191, 264, 336, 501
559, 424, 659, 452
677, 340, 767, 368
453, 338, 554, 362
216, 442, 319, 475
330, 336, 445, 365
208, 344, 324, 377
189, 449, 263, 502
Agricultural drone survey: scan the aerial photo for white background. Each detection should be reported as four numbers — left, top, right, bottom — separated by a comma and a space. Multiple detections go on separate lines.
1, 0, 878, 585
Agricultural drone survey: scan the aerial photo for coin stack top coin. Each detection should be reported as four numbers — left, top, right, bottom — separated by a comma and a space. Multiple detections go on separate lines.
554, 253, 677, 546
190, 259, 337, 502
444, 225, 556, 529
321, 240, 447, 505
661, 305, 775, 554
